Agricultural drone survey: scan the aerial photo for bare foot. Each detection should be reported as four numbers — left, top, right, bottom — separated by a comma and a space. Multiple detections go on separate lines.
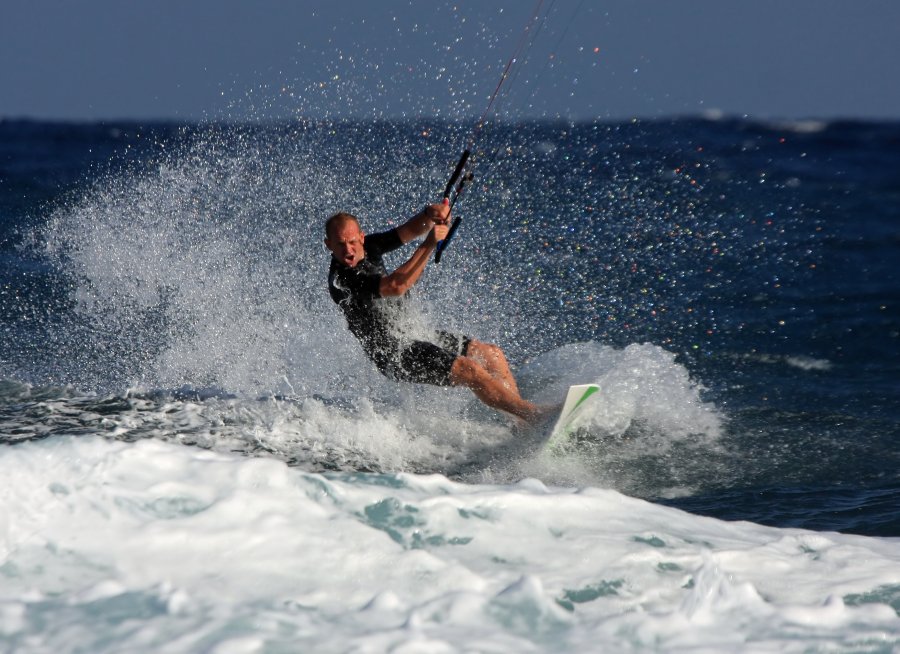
523, 402, 562, 426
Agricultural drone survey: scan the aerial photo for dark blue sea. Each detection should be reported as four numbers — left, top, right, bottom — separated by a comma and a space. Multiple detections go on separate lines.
1, 117, 899, 651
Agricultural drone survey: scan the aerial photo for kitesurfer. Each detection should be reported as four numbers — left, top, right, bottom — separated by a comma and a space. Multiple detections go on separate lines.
325, 202, 547, 423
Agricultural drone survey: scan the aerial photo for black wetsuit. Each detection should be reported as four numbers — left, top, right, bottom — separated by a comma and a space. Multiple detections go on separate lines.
328, 229, 470, 386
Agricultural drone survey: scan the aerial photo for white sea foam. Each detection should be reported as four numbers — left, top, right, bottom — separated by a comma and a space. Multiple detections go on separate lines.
521, 341, 721, 439
735, 352, 834, 372
785, 355, 833, 372
507, 341, 725, 494
1, 436, 898, 652
769, 119, 830, 134
0, 338, 725, 495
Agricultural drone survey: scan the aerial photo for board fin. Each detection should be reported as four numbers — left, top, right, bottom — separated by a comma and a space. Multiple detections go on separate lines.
544, 384, 600, 453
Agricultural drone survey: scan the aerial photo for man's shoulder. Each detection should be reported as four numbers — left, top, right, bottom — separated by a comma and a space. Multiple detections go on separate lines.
327, 257, 341, 281
365, 228, 402, 255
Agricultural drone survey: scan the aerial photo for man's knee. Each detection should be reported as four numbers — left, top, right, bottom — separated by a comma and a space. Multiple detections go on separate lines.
468, 339, 503, 362
449, 355, 489, 387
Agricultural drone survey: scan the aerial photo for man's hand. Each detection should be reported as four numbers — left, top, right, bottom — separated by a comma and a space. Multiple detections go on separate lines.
382, 213, 450, 297
423, 201, 451, 226
396, 201, 451, 244
425, 221, 450, 247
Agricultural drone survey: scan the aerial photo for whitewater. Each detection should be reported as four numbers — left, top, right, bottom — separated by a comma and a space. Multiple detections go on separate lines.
2, 434, 897, 653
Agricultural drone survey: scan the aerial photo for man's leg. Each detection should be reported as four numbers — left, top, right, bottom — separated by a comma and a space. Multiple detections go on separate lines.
449, 355, 543, 422
465, 339, 521, 394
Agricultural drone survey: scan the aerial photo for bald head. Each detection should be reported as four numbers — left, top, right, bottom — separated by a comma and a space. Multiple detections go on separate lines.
324, 212, 360, 241
324, 212, 366, 268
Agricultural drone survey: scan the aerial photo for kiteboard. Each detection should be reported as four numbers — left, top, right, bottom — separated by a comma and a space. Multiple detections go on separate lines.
544, 384, 600, 453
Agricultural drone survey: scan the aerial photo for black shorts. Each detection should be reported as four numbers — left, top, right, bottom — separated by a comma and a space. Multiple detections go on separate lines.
388, 330, 472, 387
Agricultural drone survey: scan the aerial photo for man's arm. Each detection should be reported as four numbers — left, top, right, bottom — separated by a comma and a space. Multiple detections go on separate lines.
380, 222, 449, 297
395, 203, 451, 244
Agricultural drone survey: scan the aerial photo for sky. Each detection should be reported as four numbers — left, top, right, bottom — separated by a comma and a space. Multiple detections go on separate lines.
2, 0, 899, 123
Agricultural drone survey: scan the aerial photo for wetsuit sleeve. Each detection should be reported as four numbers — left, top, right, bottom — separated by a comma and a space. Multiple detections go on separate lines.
365, 229, 403, 254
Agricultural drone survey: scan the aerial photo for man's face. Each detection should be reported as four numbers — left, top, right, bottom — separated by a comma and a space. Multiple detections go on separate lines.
325, 220, 366, 268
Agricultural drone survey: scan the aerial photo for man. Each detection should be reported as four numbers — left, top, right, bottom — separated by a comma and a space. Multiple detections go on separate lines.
325, 201, 546, 423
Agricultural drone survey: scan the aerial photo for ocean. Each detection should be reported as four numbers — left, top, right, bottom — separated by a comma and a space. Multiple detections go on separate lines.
1, 116, 898, 652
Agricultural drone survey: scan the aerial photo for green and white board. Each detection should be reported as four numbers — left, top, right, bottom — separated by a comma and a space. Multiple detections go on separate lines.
544, 384, 600, 453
